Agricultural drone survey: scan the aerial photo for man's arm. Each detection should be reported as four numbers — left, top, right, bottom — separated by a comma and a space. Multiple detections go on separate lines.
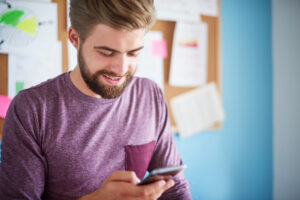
0, 92, 46, 199
148, 88, 192, 200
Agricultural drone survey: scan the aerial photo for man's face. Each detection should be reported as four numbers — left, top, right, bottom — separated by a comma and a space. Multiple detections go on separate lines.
77, 24, 145, 99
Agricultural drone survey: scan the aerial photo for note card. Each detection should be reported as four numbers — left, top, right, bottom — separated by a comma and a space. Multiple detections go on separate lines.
171, 83, 225, 138
0, 95, 12, 119
151, 39, 167, 59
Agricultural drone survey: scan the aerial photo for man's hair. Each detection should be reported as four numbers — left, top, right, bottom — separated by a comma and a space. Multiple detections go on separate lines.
69, 0, 156, 41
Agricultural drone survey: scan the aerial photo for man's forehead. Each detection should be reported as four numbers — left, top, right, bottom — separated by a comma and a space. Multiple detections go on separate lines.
85, 24, 145, 51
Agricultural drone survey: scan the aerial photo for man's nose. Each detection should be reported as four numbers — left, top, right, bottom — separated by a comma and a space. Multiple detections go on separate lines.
112, 54, 129, 76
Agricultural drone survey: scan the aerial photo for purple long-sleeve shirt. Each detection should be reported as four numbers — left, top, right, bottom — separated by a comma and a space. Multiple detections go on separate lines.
0, 73, 191, 199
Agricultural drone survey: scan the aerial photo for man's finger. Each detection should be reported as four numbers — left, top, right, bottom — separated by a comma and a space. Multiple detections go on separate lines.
107, 171, 140, 184
163, 179, 175, 191
135, 179, 174, 198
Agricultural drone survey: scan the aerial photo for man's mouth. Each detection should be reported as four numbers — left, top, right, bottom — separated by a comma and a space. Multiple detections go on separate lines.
102, 74, 123, 85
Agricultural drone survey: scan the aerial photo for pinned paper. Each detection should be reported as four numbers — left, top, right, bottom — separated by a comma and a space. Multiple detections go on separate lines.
151, 39, 167, 59
0, 95, 12, 119
154, 0, 200, 22
171, 83, 225, 138
0, 0, 57, 55
154, 0, 218, 22
8, 40, 62, 98
169, 22, 208, 87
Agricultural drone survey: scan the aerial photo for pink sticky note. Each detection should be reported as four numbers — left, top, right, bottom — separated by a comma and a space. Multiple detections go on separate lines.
151, 39, 167, 58
0, 95, 12, 119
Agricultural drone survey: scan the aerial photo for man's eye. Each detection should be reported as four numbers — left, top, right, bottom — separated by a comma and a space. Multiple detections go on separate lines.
128, 52, 139, 57
99, 51, 114, 57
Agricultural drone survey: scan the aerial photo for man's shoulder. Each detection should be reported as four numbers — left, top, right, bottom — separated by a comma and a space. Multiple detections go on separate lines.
14, 73, 68, 104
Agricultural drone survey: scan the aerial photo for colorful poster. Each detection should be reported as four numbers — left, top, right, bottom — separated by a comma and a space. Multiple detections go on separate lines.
0, 0, 57, 55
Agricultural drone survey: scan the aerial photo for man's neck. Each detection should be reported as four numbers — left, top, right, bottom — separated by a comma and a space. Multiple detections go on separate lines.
69, 66, 101, 98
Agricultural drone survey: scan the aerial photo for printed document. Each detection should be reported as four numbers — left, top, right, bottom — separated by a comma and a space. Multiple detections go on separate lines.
169, 22, 208, 87
171, 83, 225, 138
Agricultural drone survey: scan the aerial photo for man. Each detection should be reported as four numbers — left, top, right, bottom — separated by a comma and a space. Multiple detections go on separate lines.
0, 0, 191, 199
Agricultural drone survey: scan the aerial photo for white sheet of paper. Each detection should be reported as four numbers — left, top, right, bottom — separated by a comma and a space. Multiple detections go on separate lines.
169, 22, 208, 87
154, 0, 200, 22
190, 0, 219, 17
171, 83, 225, 138
154, 0, 218, 22
135, 31, 164, 90
0, 0, 57, 55
8, 41, 62, 98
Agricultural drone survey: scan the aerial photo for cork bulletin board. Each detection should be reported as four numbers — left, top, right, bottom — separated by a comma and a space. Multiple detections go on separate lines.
150, 15, 222, 132
0, 0, 221, 138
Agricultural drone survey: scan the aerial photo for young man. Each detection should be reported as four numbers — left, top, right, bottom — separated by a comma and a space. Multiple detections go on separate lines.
0, 0, 191, 199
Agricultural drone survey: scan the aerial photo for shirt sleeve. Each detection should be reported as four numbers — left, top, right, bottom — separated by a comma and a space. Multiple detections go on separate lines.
0, 91, 46, 199
148, 88, 192, 200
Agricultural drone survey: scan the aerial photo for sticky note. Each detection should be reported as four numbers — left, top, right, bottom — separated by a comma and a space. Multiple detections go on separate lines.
16, 81, 24, 95
151, 39, 167, 58
0, 95, 12, 119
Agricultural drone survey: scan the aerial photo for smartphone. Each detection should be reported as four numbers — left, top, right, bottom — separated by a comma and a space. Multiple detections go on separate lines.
138, 164, 187, 185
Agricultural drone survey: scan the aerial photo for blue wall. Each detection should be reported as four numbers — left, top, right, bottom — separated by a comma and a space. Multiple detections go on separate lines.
174, 0, 273, 199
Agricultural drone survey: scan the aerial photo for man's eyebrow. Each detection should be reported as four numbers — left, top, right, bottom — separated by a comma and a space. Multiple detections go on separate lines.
128, 46, 144, 52
94, 46, 144, 53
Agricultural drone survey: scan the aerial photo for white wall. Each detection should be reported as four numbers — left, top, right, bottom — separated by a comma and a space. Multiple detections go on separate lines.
273, 0, 300, 199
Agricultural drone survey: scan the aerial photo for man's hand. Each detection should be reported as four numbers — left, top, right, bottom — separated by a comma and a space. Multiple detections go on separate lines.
78, 171, 175, 200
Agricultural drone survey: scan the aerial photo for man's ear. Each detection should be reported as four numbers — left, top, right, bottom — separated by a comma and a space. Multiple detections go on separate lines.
68, 26, 80, 50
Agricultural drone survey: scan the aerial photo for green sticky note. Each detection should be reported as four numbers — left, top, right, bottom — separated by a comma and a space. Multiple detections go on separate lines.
0, 10, 25, 26
15, 81, 24, 94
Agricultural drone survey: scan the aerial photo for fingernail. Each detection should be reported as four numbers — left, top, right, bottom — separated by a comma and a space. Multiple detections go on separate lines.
158, 180, 166, 187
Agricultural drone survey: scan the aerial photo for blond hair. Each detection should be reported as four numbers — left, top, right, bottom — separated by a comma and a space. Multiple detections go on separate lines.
69, 0, 156, 41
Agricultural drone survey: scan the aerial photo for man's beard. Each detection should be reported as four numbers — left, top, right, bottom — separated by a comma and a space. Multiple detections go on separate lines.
77, 46, 134, 99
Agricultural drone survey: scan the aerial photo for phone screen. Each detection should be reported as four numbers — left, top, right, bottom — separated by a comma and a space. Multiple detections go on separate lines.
138, 164, 187, 185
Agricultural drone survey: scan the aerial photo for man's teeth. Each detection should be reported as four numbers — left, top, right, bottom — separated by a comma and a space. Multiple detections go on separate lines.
105, 75, 120, 80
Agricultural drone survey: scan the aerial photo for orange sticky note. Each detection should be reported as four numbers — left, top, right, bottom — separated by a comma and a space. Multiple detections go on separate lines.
151, 39, 167, 58
0, 95, 12, 119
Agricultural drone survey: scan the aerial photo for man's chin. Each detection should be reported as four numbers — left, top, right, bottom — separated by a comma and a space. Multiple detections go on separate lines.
91, 82, 126, 99
90, 73, 133, 98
